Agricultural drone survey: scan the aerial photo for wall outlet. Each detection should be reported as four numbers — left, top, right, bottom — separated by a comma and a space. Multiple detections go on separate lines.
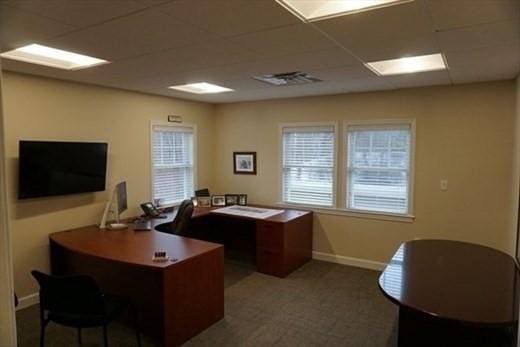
440, 179, 448, 191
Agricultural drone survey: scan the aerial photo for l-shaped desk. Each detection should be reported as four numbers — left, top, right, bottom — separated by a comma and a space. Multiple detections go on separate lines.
49, 205, 313, 346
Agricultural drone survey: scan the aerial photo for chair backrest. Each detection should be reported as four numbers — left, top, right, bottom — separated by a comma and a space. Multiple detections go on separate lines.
171, 199, 194, 236
194, 188, 210, 197
31, 270, 105, 316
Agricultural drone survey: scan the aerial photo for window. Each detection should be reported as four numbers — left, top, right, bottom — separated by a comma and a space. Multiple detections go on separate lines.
281, 124, 335, 207
151, 124, 194, 205
346, 122, 413, 215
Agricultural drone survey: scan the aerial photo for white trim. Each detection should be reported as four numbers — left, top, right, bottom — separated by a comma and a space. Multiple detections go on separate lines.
16, 293, 39, 311
312, 251, 386, 271
278, 121, 338, 208
344, 119, 416, 216
149, 121, 197, 206
277, 202, 414, 223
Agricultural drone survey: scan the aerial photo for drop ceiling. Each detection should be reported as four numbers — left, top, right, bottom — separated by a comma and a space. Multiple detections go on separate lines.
0, 0, 519, 103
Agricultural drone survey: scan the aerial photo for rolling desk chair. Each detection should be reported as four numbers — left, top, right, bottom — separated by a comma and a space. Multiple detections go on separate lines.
31, 270, 141, 347
155, 199, 194, 236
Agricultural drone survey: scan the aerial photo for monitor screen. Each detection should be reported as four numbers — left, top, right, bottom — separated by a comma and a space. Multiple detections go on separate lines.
115, 181, 127, 215
18, 140, 108, 199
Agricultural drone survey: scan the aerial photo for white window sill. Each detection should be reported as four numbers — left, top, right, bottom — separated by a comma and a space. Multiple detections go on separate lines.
276, 202, 415, 223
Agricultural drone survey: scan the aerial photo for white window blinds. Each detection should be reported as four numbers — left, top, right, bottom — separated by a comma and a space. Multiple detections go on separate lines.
282, 125, 335, 207
346, 123, 412, 215
152, 125, 194, 205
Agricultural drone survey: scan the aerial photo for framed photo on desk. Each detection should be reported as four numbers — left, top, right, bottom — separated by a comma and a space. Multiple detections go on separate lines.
233, 152, 256, 175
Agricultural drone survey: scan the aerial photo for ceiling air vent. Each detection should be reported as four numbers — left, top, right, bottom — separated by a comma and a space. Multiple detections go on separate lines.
253, 71, 322, 86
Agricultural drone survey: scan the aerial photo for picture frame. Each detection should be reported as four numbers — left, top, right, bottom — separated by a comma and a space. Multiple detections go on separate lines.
225, 194, 239, 206
198, 196, 211, 207
233, 152, 256, 175
238, 194, 248, 206
191, 196, 199, 207
211, 195, 226, 207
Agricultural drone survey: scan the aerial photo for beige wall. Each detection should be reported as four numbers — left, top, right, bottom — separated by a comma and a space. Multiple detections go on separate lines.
213, 81, 517, 263
2, 72, 215, 297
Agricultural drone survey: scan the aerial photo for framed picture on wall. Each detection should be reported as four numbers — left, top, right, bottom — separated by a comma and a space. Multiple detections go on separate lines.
233, 152, 256, 175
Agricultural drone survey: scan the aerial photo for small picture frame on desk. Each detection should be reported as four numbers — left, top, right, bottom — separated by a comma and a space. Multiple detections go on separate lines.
211, 195, 226, 207
225, 194, 239, 206
238, 194, 248, 206
198, 196, 211, 207
233, 152, 256, 175
191, 197, 199, 207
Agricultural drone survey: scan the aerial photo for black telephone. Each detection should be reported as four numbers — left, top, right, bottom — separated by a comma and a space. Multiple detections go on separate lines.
140, 202, 162, 218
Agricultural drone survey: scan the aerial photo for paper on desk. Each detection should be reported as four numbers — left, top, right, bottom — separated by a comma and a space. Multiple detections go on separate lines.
211, 205, 284, 219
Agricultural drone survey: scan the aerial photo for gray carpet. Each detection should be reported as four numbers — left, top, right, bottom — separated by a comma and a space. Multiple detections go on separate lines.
17, 260, 398, 346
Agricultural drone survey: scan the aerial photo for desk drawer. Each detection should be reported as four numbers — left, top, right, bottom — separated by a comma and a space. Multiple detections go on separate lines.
256, 221, 283, 250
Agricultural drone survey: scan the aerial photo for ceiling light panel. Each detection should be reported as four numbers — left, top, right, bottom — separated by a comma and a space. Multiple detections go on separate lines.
365, 53, 448, 76
276, 0, 413, 22
0, 44, 109, 70
168, 82, 233, 94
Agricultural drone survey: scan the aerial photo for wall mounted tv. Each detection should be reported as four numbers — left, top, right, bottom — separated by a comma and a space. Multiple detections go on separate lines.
18, 141, 108, 199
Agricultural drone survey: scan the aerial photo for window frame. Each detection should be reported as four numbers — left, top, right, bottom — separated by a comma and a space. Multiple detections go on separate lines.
344, 119, 416, 217
278, 122, 338, 209
149, 121, 197, 207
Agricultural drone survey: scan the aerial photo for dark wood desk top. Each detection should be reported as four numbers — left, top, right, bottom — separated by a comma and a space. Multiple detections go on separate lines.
379, 240, 519, 326
191, 205, 311, 223
50, 226, 222, 270
50, 205, 309, 271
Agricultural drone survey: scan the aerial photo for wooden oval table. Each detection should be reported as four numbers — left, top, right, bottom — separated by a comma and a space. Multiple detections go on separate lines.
379, 240, 519, 347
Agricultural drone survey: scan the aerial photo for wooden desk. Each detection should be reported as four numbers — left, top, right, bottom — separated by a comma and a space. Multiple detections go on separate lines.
50, 226, 224, 347
379, 240, 519, 347
156, 206, 313, 278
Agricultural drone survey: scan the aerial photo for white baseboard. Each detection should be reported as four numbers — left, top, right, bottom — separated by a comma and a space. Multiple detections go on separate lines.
16, 293, 39, 311
312, 251, 386, 271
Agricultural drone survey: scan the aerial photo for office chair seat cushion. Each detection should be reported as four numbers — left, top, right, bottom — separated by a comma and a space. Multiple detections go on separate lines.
46, 294, 129, 328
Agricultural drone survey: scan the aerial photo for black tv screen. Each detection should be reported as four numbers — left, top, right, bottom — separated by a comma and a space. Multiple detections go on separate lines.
18, 141, 108, 199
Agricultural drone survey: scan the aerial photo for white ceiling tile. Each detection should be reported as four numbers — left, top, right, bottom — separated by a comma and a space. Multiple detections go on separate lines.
0, 5, 74, 51
384, 69, 452, 88
437, 19, 520, 52
308, 65, 376, 82
2, 0, 148, 27
426, 0, 520, 30
45, 9, 217, 60
315, 1, 434, 46
446, 42, 520, 83
176, 40, 259, 69
347, 33, 441, 62
156, 0, 300, 38
229, 23, 336, 58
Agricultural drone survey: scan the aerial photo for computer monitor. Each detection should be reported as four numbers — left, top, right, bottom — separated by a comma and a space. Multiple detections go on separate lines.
114, 181, 127, 222
99, 181, 128, 229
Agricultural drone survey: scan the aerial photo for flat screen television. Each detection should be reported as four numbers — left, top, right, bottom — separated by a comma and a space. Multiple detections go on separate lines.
18, 140, 108, 199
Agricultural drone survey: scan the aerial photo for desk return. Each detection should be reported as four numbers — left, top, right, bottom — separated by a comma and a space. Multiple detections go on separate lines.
49, 206, 312, 346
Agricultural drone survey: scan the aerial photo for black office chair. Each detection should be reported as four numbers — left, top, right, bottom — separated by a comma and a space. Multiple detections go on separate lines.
194, 188, 210, 197
31, 270, 141, 347
155, 199, 194, 236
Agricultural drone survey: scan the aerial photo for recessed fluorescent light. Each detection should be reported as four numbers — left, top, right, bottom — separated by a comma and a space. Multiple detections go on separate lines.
0, 44, 109, 70
365, 53, 447, 76
276, 0, 413, 22
168, 82, 233, 94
